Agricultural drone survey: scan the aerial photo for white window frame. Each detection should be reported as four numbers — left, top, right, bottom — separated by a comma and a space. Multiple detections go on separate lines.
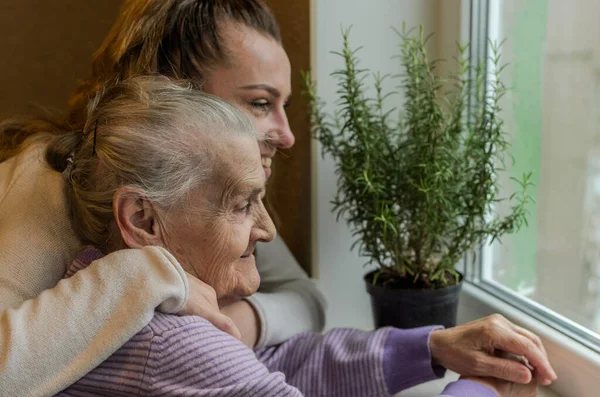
459, 1, 600, 396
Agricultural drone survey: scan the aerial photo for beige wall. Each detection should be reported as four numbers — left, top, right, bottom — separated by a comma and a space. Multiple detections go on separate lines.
0, 0, 123, 116
312, 0, 447, 330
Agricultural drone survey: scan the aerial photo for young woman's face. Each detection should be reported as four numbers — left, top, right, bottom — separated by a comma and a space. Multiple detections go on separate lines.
203, 22, 293, 180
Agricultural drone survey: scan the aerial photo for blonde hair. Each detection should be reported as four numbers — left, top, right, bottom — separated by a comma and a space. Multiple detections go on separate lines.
46, 76, 258, 251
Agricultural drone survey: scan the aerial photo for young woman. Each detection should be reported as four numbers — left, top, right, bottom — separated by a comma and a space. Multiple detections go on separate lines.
0, 1, 555, 396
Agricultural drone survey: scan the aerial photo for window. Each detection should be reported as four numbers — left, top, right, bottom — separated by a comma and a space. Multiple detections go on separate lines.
465, 0, 600, 353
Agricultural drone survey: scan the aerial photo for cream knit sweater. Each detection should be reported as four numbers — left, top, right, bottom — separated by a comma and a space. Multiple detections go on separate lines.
0, 144, 325, 397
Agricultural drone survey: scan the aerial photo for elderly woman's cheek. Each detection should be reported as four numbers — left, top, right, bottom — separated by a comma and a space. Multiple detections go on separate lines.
209, 259, 260, 301
236, 258, 261, 294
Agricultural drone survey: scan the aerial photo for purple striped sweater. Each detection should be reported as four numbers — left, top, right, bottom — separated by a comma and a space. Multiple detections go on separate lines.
56, 248, 496, 397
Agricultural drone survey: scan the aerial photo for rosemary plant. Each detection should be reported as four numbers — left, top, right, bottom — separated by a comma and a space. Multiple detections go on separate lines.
304, 26, 533, 289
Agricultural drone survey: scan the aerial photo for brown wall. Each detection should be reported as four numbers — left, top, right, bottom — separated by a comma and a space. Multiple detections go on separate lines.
0, 0, 313, 275
263, 0, 313, 275
0, 1, 122, 115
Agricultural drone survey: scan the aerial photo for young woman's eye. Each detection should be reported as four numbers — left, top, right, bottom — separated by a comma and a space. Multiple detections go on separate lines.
250, 100, 270, 112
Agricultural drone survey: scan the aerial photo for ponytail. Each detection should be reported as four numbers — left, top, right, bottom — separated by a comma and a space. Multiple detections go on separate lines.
45, 131, 82, 174
0, 115, 66, 162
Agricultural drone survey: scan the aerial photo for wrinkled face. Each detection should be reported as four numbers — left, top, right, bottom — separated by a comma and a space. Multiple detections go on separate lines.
203, 22, 293, 180
162, 136, 276, 303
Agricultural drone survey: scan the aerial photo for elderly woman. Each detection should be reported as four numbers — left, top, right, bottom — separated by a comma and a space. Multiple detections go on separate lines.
42, 77, 536, 397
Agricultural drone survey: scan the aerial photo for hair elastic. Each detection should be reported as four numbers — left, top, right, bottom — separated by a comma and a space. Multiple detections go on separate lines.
63, 152, 75, 183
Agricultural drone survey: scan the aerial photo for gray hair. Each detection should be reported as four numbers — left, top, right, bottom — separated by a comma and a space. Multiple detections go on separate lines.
46, 76, 259, 251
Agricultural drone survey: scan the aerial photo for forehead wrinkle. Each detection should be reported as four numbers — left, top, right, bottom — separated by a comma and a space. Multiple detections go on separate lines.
198, 135, 263, 207
224, 173, 264, 203
213, 156, 261, 206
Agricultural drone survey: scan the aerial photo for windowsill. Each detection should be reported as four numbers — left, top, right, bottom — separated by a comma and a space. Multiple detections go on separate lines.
321, 277, 597, 396
459, 282, 600, 397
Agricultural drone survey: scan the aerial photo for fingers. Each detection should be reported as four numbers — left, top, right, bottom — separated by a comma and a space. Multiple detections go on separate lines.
478, 355, 533, 384
451, 315, 556, 388
184, 299, 243, 340
513, 325, 546, 357
494, 325, 554, 386
184, 301, 243, 340
206, 312, 243, 341
493, 315, 557, 385
511, 324, 558, 384
180, 273, 243, 341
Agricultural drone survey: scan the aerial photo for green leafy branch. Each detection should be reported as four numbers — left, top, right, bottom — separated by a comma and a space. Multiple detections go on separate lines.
304, 26, 532, 289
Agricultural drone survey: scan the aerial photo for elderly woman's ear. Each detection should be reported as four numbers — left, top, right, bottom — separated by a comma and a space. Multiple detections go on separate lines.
113, 186, 164, 249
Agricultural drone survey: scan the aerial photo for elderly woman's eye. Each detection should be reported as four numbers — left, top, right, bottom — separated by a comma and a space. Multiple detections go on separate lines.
237, 202, 252, 214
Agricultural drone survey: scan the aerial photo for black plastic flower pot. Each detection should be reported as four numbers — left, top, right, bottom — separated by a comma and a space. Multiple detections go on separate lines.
364, 270, 463, 329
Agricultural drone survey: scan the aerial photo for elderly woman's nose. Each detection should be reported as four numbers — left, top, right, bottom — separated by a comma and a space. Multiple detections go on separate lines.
252, 208, 276, 243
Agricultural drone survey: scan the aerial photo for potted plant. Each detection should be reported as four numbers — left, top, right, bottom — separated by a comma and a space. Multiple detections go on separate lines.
304, 26, 533, 329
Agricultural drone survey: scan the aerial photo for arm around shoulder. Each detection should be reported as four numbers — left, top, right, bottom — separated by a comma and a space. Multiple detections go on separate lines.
0, 246, 188, 397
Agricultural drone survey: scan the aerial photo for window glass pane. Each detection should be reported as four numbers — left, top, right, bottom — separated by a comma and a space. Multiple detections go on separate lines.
482, 0, 600, 337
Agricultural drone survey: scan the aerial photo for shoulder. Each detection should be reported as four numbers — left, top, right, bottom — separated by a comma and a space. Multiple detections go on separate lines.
0, 141, 60, 199
66, 314, 254, 395
60, 313, 271, 396
147, 312, 254, 359
61, 321, 157, 395
0, 142, 80, 303
145, 313, 271, 390
147, 312, 216, 335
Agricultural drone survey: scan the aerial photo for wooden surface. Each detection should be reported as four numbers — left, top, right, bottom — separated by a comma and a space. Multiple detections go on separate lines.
0, 0, 122, 116
264, 0, 313, 276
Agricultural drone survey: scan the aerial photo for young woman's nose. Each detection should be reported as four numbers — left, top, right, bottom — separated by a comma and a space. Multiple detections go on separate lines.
272, 109, 294, 149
